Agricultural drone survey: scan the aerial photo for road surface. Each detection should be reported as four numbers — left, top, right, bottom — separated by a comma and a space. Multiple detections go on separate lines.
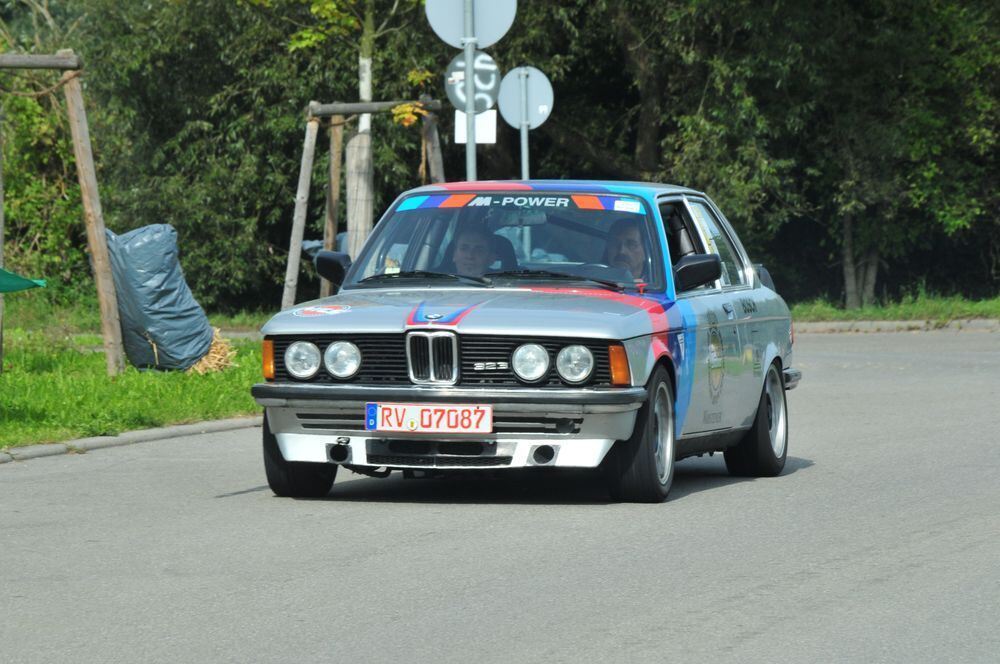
2, 331, 998, 662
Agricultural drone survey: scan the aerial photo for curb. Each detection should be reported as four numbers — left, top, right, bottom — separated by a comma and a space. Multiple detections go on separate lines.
795, 319, 1000, 334
0, 415, 263, 465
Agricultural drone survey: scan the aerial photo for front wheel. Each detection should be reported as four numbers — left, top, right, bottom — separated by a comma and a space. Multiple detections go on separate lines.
724, 362, 788, 477
263, 414, 336, 497
605, 367, 675, 503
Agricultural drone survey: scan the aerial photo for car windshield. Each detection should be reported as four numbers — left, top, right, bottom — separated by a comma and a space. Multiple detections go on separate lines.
344, 191, 664, 290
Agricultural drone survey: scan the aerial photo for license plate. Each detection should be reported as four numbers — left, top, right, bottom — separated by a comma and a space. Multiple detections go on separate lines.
365, 403, 493, 434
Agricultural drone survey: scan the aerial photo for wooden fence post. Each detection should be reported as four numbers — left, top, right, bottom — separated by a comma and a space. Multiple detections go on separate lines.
319, 115, 345, 298
281, 114, 321, 310
61, 64, 125, 376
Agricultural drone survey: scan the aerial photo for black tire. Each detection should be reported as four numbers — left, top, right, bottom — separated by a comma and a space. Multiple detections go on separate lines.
262, 414, 337, 497
604, 366, 676, 503
724, 362, 788, 477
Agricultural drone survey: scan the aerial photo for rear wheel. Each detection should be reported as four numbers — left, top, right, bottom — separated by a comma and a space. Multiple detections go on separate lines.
605, 367, 675, 503
263, 414, 336, 497
724, 363, 788, 477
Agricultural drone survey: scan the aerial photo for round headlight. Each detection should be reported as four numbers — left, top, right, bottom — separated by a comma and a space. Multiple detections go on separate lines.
511, 343, 550, 382
284, 341, 321, 379
324, 341, 361, 378
556, 345, 594, 384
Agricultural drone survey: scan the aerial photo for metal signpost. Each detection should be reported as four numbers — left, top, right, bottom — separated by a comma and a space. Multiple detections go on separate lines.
426, 0, 516, 180
498, 66, 554, 180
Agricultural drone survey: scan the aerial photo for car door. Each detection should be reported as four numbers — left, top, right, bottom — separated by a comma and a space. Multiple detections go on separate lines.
658, 196, 733, 436
684, 197, 760, 430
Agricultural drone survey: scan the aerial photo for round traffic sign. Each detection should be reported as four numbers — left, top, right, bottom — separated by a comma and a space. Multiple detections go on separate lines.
445, 50, 500, 113
425, 0, 517, 50
498, 66, 554, 130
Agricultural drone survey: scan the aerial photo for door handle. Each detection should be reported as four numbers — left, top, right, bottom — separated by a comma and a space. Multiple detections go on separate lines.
722, 302, 736, 319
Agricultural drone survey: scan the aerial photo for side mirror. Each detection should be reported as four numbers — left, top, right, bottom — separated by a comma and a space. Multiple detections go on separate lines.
674, 254, 721, 292
314, 250, 352, 293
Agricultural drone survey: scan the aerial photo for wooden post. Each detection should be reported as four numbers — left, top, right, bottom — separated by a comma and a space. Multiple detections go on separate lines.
281, 115, 321, 310
61, 63, 125, 376
319, 115, 345, 298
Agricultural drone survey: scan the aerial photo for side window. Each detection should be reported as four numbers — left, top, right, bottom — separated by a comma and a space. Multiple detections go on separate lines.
658, 201, 705, 264
687, 201, 746, 287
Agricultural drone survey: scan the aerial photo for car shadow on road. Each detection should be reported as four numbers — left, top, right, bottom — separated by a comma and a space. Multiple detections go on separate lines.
311, 455, 814, 505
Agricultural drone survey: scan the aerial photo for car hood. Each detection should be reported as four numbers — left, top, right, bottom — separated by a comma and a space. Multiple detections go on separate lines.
262, 287, 669, 339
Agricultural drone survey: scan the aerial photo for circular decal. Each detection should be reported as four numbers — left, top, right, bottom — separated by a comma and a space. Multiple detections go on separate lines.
707, 313, 725, 404
292, 304, 352, 317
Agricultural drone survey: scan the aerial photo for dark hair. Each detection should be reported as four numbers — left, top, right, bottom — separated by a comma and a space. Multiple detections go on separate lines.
608, 216, 645, 239
453, 225, 493, 244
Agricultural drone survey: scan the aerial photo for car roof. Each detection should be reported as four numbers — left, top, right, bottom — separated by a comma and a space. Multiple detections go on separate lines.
405, 179, 702, 201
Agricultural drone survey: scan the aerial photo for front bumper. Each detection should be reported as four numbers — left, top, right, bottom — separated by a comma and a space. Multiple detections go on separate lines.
783, 368, 802, 390
253, 383, 646, 470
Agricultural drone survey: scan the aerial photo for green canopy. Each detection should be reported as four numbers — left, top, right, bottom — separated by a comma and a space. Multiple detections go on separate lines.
0, 267, 46, 293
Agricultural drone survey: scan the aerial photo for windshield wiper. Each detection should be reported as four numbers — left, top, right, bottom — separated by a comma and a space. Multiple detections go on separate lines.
358, 270, 490, 286
484, 269, 624, 291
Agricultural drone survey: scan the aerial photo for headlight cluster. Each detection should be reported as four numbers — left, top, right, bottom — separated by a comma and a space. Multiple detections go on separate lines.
511, 343, 594, 384
284, 341, 360, 379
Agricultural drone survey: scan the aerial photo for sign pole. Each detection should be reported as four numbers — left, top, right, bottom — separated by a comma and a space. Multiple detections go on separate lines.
463, 0, 477, 181
518, 67, 530, 180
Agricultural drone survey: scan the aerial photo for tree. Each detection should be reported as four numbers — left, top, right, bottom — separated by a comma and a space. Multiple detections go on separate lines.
250, 0, 422, 257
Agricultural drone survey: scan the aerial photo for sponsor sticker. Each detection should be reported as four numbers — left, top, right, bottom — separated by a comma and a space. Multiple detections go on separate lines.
613, 199, 642, 214
292, 304, 352, 317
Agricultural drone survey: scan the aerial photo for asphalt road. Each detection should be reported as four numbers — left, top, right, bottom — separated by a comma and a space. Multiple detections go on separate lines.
2, 331, 999, 663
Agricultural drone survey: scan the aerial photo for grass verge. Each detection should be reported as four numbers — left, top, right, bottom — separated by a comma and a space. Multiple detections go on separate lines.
0, 329, 261, 449
791, 294, 1000, 322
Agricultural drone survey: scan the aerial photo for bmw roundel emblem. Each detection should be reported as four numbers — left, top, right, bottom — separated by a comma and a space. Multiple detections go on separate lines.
425, 313, 443, 320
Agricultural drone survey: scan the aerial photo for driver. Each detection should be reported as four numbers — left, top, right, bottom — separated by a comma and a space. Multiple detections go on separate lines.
451, 227, 498, 277
607, 217, 649, 281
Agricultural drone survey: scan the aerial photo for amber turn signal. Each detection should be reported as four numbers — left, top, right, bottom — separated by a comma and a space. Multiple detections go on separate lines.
608, 344, 631, 386
262, 339, 275, 380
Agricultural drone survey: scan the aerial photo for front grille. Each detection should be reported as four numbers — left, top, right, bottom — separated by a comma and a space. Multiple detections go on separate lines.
461, 336, 612, 387
272, 334, 408, 384
296, 412, 366, 431
368, 454, 512, 467
407, 331, 458, 384
269, 334, 612, 387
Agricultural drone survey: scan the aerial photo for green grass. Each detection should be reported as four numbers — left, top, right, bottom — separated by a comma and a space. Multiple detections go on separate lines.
791, 294, 1000, 322
0, 329, 261, 449
2, 290, 270, 333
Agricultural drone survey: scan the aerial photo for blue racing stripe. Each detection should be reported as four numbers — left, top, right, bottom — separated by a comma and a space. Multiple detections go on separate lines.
396, 196, 427, 211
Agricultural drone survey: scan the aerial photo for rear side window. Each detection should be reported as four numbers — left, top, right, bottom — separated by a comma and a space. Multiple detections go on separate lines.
688, 201, 746, 287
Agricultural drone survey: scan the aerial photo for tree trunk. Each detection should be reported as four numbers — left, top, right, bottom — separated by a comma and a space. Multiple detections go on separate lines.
842, 215, 879, 309
614, 5, 661, 174
861, 249, 879, 307
345, 130, 373, 259
842, 215, 861, 309
345, 1, 375, 259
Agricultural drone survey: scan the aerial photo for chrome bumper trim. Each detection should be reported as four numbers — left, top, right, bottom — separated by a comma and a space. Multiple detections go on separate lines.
252, 383, 647, 407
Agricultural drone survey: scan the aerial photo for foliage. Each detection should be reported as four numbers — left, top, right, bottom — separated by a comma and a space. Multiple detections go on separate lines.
0, 0, 995, 313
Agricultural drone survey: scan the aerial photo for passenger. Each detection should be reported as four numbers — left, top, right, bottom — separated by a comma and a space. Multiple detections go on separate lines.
451, 227, 498, 277
607, 217, 650, 281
